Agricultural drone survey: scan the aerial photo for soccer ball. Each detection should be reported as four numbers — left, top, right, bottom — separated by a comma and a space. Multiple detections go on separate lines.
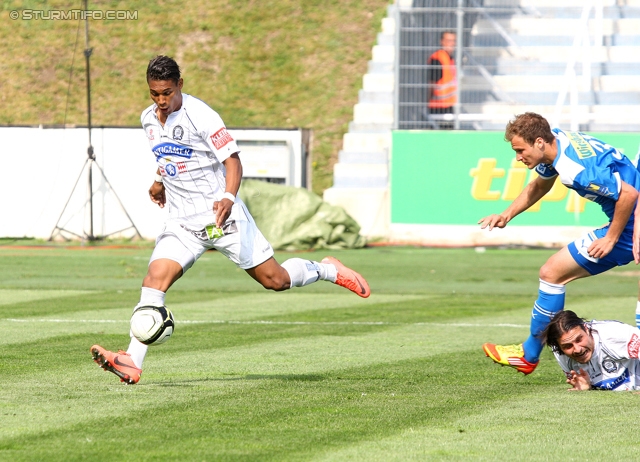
130, 305, 175, 345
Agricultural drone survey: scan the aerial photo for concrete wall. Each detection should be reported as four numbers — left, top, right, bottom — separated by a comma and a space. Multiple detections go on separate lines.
1, 126, 305, 240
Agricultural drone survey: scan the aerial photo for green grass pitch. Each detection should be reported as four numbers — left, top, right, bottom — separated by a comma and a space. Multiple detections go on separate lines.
2, 243, 640, 461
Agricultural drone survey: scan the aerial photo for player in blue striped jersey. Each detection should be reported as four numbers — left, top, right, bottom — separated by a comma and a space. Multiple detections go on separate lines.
478, 112, 640, 375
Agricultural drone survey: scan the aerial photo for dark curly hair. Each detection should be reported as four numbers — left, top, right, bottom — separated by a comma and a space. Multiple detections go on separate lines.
541, 310, 590, 355
146, 55, 181, 84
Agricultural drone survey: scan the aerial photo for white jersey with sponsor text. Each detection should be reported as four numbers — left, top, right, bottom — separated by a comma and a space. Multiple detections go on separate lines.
554, 320, 640, 391
141, 94, 240, 218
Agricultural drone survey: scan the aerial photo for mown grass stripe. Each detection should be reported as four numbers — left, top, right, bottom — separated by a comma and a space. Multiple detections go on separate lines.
3, 318, 529, 328
2, 247, 639, 460
0, 352, 576, 461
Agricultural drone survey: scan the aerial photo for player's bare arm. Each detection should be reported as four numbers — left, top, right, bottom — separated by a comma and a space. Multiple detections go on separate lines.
478, 175, 555, 230
149, 169, 166, 208
213, 153, 242, 228
633, 194, 640, 264
589, 180, 638, 259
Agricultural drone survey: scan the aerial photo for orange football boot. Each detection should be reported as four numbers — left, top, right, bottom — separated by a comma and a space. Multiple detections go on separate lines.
91, 345, 142, 384
322, 256, 371, 298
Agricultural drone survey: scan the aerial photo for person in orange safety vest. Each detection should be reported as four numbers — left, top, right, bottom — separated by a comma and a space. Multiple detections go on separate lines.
427, 30, 457, 129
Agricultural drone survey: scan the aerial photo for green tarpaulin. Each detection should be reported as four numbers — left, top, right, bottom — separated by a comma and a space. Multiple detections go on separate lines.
238, 180, 367, 251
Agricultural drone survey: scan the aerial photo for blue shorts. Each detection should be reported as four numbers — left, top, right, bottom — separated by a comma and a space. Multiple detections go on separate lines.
568, 225, 633, 276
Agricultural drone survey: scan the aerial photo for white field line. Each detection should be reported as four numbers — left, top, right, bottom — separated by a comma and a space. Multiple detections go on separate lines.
3, 318, 528, 328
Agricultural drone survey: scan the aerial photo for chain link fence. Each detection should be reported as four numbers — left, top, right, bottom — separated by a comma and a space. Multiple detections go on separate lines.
396, 0, 640, 131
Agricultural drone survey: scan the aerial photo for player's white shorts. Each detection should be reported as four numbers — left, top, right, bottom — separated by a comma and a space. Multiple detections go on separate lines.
150, 199, 274, 272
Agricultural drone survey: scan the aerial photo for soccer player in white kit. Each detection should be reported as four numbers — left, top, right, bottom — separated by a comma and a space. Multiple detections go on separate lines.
542, 310, 640, 391
90, 55, 370, 384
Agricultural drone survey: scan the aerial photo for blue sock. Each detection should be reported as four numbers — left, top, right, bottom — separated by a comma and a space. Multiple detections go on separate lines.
522, 279, 566, 363
636, 301, 640, 329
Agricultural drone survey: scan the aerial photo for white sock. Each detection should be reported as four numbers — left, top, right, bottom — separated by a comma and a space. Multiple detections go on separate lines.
281, 258, 337, 287
138, 286, 166, 307
126, 287, 166, 369
127, 337, 148, 369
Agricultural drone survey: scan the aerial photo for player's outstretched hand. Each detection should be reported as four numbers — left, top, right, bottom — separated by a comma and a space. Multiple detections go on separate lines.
149, 181, 166, 208
566, 368, 591, 391
478, 214, 509, 230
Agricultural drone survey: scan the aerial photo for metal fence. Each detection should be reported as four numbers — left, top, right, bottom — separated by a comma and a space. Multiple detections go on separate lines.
395, 0, 640, 132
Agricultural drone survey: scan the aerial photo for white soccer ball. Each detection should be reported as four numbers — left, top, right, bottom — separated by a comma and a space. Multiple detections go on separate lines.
130, 305, 175, 346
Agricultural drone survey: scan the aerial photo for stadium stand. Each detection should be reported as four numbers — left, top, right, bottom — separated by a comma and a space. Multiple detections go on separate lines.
322, 3, 397, 238
324, 0, 640, 238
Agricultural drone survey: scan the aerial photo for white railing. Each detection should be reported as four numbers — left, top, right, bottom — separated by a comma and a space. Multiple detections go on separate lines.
552, 0, 603, 130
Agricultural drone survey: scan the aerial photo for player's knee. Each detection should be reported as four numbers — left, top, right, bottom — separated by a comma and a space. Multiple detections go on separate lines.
539, 263, 555, 283
259, 274, 290, 292
143, 273, 170, 292
143, 273, 161, 288
143, 260, 183, 292
257, 267, 291, 292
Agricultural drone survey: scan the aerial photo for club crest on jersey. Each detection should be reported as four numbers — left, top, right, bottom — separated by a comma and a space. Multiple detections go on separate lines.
172, 125, 184, 141
210, 128, 234, 150
601, 356, 619, 374
153, 142, 193, 160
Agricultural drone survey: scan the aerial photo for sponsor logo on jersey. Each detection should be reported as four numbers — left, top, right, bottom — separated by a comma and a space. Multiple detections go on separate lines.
177, 161, 187, 173
165, 162, 178, 178
628, 333, 640, 358
210, 128, 234, 150
147, 128, 154, 140
172, 125, 184, 141
593, 368, 630, 390
180, 224, 208, 241
221, 220, 238, 235
180, 220, 238, 242
586, 183, 613, 197
567, 132, 596, 159
152, 142, 193, 160
535, 163, 557, 178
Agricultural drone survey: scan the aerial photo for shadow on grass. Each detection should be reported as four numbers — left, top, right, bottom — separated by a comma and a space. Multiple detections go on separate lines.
153, 373, 325, 386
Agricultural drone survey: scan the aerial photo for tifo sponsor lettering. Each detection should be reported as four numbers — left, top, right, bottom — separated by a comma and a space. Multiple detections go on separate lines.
469, 158, 588, 212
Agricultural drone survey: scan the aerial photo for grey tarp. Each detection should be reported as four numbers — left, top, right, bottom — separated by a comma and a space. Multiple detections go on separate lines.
238, 180, 367, 251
